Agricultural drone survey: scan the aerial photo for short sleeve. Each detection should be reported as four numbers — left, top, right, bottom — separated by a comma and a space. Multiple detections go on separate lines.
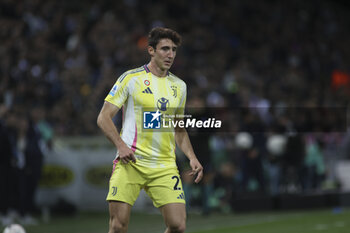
104, 73, 130, 108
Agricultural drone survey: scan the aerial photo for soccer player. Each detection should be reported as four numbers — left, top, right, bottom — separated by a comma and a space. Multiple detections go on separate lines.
97, 27, 203, 233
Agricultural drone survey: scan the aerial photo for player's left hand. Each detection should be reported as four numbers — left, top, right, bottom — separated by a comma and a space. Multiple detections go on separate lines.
189, 158, 203, 183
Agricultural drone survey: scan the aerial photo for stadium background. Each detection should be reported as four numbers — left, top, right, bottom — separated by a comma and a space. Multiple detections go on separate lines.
1, 0, 350, 232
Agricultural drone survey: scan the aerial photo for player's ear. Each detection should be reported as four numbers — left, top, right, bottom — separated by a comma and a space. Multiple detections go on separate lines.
148, 46, 155, 56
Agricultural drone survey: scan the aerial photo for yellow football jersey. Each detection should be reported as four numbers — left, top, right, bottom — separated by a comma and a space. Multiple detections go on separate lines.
105, 65, 187, 168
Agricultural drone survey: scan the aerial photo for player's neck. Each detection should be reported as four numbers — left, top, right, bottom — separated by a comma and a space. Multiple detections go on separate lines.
147, 62, 167, 78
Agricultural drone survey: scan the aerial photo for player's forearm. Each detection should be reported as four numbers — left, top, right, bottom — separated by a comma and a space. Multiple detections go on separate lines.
175, 127, 197, 161
97, 113, 125, 149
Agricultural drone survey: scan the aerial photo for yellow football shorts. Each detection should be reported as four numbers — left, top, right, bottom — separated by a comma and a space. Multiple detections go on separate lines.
106, 160, 186, 208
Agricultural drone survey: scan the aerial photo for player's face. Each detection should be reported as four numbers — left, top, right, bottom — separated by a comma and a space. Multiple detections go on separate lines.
151, 38, 177, 71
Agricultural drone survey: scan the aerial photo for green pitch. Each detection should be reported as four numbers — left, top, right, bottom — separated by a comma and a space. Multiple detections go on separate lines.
16, 208, 350, 233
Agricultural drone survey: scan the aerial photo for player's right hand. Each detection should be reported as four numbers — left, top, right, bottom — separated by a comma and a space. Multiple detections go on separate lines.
118, 144, 136, 164
189, 158, 203, 183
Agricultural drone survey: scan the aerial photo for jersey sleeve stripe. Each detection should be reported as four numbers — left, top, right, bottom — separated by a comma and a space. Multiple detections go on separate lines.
119, 67, 145, 83
119, 73, 128, 83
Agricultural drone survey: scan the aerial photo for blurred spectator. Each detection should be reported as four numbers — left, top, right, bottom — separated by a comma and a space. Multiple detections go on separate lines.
213, 162, 237, 213
266, 133, 287, 195
281, 134, 306, 193
240, 146, 266, 193
304, 136, 326, 192
0, 104, 13, 226
30, 106, 54, 151
239, 114, 266, 194
0, 108, 23, 225
0, 108, 44, 225
19, 112, 45, 225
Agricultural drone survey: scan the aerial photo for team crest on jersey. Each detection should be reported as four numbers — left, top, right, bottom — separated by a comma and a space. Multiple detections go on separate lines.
144, 80, 150, 86
111, 186, 117, 196
157, 97, 169, 111
171, 85, 177, 98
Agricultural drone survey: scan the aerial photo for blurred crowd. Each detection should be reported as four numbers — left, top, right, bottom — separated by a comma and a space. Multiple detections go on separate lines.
1, 0, 350, 217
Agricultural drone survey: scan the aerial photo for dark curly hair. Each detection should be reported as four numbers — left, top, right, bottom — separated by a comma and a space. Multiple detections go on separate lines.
148, 27, 182, 49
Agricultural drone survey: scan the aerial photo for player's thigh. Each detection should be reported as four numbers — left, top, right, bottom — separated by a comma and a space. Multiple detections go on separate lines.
109, 201, 132, 230
160, 203, 186, 231
107, 162, 143, 206
145, 169, 186, 208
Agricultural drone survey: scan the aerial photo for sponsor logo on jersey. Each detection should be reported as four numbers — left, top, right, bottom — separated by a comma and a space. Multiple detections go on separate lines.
177, 192, 185, 200
142, 87, 153, 94
157, 97, 169, 111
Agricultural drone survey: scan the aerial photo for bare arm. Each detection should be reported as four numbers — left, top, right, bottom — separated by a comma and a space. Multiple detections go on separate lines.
175, 126, 203, 183
97, 101, 136, 164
